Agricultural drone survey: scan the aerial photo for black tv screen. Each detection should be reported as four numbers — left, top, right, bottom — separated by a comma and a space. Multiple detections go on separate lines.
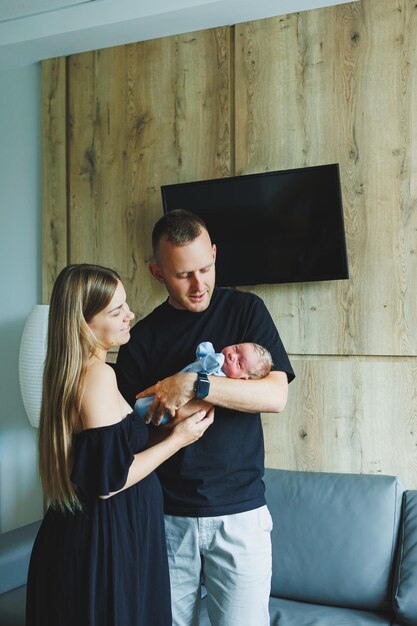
161, 164, 349, 287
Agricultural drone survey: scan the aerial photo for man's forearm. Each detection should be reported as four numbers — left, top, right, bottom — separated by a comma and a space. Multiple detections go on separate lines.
135, 371, 289, 420
204, 371, 288, 414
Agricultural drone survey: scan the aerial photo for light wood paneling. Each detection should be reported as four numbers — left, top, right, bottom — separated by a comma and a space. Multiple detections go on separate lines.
235, 0, 417, 356
264, 356, 417, 488
68, 47, 131, 278
41, 1, 417, 486
235, 0, 417, 484
42, 57, 67, 303
68, 28, 231, 320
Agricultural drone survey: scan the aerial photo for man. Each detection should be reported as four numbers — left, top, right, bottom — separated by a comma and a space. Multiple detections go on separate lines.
117, 209, 294, 626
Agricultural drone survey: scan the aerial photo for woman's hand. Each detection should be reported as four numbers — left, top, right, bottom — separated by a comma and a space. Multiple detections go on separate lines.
169, 400, 213, 426
169, 407, 215, 448
136, 372, 196, 424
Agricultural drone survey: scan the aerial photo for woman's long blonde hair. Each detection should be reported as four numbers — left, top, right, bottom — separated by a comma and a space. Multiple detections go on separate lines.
38, 264, 120, 511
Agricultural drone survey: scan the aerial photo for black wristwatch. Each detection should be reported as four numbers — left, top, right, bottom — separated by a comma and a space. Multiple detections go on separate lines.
194, 372, 210, 399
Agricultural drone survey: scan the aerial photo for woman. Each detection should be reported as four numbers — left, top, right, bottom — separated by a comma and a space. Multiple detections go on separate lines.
26, 264, 214, 626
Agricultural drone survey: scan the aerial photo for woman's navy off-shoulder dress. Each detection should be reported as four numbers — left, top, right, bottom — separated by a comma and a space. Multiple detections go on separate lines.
26, 412, 171, 626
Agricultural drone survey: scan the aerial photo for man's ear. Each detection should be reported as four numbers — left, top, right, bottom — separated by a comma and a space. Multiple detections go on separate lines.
212, 243, 217, 261
149, 263, 165, 284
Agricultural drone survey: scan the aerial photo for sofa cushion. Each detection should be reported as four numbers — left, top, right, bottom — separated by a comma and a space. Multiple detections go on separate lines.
264, 469, 404, 612
392, 490, 417, 626
0, 521, 41, 594
200, 595, 393, 626
0, 585, 26, 626
269, 597, 393, 626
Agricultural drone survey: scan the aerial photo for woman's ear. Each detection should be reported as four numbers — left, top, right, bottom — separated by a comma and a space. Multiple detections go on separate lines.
149, 263, 165, 284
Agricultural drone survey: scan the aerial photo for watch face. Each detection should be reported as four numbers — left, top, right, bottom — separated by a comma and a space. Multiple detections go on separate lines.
196, 374, 210, 398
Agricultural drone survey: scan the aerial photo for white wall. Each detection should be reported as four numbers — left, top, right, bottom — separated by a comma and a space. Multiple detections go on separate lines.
0, 63, 43, 532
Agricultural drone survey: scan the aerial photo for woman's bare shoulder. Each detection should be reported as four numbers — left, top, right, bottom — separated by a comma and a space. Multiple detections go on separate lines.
84, 359, 117, 385
80, 360, 124, 430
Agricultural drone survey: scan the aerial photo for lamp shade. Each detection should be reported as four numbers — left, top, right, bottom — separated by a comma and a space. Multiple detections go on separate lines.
19, 305, 49, 428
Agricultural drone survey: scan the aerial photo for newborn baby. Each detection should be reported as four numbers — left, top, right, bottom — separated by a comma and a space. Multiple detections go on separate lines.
134, 341, 272, 425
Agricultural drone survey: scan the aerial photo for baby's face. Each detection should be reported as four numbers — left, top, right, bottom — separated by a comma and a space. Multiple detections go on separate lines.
221, 343, 260, 379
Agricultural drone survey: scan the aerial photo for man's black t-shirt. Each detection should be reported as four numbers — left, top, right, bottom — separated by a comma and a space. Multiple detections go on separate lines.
116, 287, 294, 517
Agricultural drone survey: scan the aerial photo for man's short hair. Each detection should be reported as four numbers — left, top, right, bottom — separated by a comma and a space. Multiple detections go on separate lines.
152, 209, 208, 259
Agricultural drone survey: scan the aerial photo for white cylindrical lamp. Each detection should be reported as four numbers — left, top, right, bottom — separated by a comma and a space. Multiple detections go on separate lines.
18, 305, 49, 428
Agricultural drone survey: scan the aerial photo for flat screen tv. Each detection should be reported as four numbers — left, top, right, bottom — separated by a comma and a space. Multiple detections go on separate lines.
161, 164, 349, 287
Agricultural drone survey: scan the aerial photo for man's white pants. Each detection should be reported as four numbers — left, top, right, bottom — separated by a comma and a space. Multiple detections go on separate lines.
164, 505, 273, 626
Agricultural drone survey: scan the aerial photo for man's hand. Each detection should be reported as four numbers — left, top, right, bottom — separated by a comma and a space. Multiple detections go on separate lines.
136, 372, 196, 424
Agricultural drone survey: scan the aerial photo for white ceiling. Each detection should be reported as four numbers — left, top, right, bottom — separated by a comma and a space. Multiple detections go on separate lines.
0, 0, 96, 23
0, 0, 358, 70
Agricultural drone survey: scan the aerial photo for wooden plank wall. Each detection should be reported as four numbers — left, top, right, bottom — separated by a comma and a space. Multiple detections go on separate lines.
41, 57, 67, 304
66, 29, 231, 319
234, 0, 417, 485
42, 0, 417, 486
236, 0, 417, 357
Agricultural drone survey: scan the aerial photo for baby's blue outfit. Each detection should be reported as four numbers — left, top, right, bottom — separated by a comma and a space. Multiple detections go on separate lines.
134, 342, 225, 425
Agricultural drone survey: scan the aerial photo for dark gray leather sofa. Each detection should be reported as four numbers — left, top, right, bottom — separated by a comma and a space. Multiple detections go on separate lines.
2, 469, 417, 625
200, 468, 417, 625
